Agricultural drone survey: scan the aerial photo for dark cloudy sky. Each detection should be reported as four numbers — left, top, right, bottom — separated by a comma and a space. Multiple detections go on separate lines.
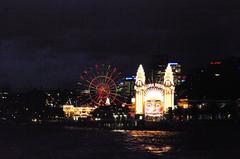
0, 0, 239, 90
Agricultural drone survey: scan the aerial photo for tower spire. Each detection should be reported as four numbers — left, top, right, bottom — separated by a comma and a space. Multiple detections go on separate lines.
135, 64, 146, 115
136, 64, 145, 86
164, 64, 174, 86
164, 64, 175, 111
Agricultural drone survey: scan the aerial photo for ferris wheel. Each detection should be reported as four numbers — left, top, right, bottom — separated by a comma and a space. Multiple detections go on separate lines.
78, 64, 126, 106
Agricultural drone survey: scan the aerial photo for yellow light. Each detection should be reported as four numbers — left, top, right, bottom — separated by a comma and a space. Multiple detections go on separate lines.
144, 89, 163, 101
63, 105, 95, 119
131, 98, 135, 103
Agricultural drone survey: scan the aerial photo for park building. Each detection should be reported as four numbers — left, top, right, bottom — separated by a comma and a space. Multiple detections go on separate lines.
63, 104, 96, 120
133, 64, 175, 121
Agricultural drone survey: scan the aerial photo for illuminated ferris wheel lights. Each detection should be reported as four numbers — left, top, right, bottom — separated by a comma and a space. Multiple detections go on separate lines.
78, 64, 126, 106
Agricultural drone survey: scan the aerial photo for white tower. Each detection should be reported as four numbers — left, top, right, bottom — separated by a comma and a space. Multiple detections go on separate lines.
105, 97, 110, 106
135, 64, 146, 115
164, 64, 175, 111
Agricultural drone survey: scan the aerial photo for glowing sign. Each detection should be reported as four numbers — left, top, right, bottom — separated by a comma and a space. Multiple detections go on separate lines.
210, 61, 221, 65
125, 76, 135, 80
168, 62, 178, 66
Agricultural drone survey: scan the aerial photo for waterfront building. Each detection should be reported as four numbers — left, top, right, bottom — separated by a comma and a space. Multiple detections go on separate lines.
63, 104, 96, 120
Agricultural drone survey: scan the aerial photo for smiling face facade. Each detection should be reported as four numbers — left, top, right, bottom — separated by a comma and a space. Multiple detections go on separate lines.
135, 64, 175, 121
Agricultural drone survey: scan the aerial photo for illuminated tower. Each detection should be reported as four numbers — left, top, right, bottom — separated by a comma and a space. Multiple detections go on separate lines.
135, 64, 146, 115
105, 97, 110, 106
163, 64, 175, 111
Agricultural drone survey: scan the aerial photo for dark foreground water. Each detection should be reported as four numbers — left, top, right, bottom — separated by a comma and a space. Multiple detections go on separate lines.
0, 124, 240, 159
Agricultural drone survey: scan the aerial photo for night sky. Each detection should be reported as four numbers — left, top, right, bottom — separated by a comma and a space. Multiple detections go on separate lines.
0, 0, 239, 90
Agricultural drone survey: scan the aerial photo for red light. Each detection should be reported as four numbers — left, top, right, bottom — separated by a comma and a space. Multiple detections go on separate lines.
210, 61, 221, 65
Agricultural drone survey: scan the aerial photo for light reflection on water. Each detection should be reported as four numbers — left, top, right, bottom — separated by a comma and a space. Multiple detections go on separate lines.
116, 130, 178, 156
143, 145, 172, 155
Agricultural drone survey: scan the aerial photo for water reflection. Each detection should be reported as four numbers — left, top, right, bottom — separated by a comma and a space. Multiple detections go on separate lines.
144, 145, 172, 155
119, 130, 178, 156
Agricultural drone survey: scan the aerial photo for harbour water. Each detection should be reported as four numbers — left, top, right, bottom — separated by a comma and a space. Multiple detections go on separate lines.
0, 124, 239, 159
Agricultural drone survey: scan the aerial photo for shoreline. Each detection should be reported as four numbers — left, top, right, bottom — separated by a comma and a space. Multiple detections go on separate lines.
1, 119, 240, 132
